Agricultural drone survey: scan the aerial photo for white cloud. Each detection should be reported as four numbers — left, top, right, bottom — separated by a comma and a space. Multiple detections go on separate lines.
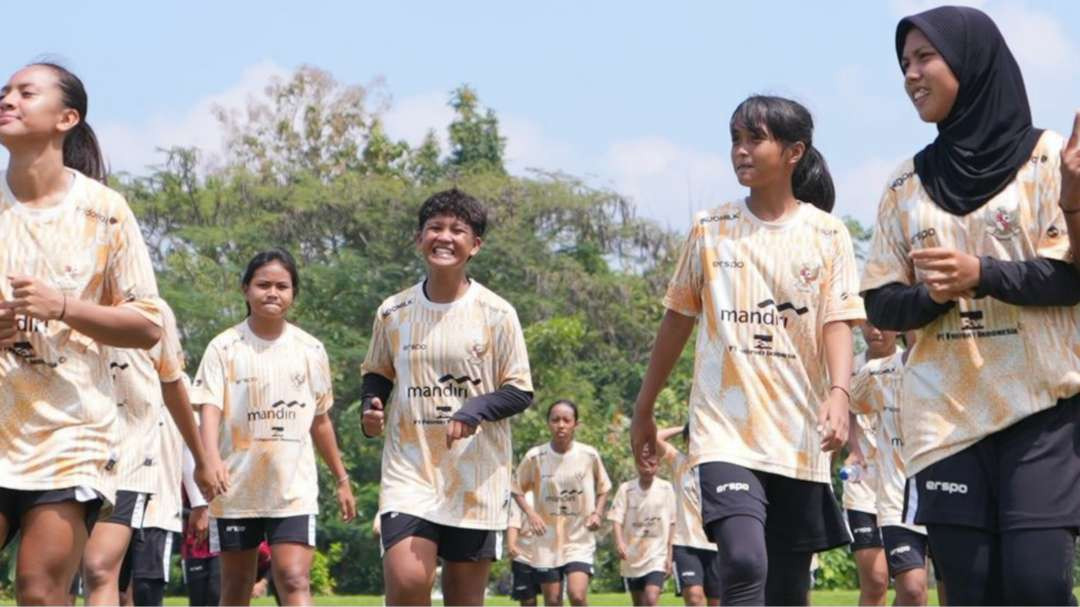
381, 90, 454, 150
834, 156, 902, 226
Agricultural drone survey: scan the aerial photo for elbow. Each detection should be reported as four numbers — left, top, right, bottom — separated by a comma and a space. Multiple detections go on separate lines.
132, 323, 163, 349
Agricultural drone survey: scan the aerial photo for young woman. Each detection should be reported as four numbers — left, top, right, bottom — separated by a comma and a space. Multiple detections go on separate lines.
0, 62, 165, 604
514, 400, 612, 607
193, 249, 356, 607
507, 493, 541, 607
608, 455, 676, 607
631, 95, 864, 606
656, 425, 720, 607
861, 7, 1080, 604
360, 189, 534, 607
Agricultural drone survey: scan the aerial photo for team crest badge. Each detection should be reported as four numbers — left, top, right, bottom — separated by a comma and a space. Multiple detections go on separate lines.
291, 373, 306, 388
794, 262, 821, 292
466, 336, 490, 363
986, 207, 1021, 240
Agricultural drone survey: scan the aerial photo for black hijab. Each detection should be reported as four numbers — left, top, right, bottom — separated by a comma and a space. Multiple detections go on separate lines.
895, 6, 1042, 215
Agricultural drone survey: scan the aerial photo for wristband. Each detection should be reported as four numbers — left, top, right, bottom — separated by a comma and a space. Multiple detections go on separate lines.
830, 385, 851, 402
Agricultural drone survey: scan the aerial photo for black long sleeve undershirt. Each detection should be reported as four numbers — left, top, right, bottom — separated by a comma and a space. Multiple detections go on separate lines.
863, 283, 955, 332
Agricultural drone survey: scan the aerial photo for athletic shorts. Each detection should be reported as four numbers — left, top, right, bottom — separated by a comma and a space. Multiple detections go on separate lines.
209, 514, 316, 552
129, 528, 175, 582
906, 396, 1080, 531
672, 545, 721, 599
379, 511, 498, 562
107, 490, 149, 528
510, 560, 542, 601
699, 461, 851, 552
881, 525, 928, 578
533, 561, 594, 584
623, 570, 666, 592
847, 509, 883, 551
0, 486, 102, 548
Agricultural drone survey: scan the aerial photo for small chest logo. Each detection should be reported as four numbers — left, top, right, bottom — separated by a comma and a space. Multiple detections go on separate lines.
986, 207, 1020, 240
794, 262, 821, 292
290, 373, 306, 388
466, 336, 490, 363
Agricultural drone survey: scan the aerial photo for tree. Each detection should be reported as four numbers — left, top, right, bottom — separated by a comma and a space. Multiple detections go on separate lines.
447, 85, 506, 175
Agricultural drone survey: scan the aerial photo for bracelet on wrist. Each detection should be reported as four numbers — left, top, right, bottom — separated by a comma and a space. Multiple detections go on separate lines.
830, 385, 851, 402
58, 294, 67, 321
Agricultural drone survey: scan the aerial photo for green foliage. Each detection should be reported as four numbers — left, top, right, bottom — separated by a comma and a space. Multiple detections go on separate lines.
310, 547, 336, 595
814, 547, 859, 590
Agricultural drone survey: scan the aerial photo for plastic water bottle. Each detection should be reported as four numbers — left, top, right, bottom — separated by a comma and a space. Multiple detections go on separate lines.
838, 465, 864, 482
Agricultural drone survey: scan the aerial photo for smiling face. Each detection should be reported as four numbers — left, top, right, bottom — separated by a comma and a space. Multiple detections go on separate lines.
730, 121, 803, 190
243, 260, 295, 321
0, 65, 79, 147
901, 28, 960, 124
415, 213, 482, 273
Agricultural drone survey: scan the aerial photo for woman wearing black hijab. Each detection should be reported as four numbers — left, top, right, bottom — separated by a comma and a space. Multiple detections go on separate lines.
860, 6, 1080, 605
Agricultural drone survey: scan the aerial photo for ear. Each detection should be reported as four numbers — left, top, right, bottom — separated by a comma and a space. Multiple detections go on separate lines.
786, 141, 806, 167
56, 108, 80, 135
469, 235, 483, 259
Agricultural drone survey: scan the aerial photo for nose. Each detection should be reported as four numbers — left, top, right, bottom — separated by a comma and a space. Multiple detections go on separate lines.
904, 64, 921, 85
0, 92, 14, 112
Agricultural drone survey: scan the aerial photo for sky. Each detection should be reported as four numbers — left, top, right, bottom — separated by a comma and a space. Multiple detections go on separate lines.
2, 0, 1078, 229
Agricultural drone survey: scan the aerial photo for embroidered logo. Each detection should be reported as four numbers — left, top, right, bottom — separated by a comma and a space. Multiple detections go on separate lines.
985, 207, 1020, 240
794, 262, 822, 292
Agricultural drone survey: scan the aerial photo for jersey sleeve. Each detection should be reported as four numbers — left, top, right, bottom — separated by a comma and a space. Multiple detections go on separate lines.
1036, 143, 1070, 261
496, 307, 533, 392
360, 308, 396, 381
662, 223, 705, 317
508, 501, 524, 530
606, 482, 628, 523
861, 181, 915, 292
152, 300, 186, 384
849, 363, 877, 416
104, 199, 162, 326
190, 341, 226, 410
312, 344, 334, 415
824, 226, 867, 324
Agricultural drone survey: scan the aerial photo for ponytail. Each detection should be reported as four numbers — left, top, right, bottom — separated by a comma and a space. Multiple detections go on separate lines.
730, 95, 835, 213
31, 62, 107, 183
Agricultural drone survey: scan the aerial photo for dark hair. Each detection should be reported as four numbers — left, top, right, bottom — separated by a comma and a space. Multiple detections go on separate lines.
730, 95, 835, 212
417, 188, 488, 238
681, 423, 690, 443
31, 63, 107, 183
546, 399, 579, 422
241, 248, 300, 316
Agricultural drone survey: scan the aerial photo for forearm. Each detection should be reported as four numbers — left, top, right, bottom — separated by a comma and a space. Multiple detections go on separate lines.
594, 492, 608, 517
823, 321, 854, 393
863, 283, 955, 331
634, 310, 695, 418
198, 406, 223, 460
182, 447, 208, 508
161, 380, 208, 466
613, 524, 626, 552
975, 257, 1080, 306
451, 385, 533, 426
64, 299, 161, 348
311, 414, 348, 480
512, 492, 534, 516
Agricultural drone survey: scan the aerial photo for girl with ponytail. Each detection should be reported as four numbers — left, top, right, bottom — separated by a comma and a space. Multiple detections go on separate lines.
0, 63, 168, 604
631, 95, 864, 605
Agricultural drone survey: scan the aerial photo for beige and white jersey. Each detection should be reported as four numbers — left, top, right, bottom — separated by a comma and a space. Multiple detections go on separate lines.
608, 478, 676, 578
663, 451, 714, 551
513, 441, 613, 567
508, 494, 537, 566
364, 281, 533, 530
842, 412, 880, 514
664, 201, 866, 483
861, 131, 1080, 475
142, 400, 185, 533
107, 300, 186, 494
851, 352, 926, 532
191, 321, 333, 518
0, 170, 161, 498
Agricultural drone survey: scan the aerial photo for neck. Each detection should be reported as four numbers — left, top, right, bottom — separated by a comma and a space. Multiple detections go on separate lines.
5, 143, 71, 206
424, 270, 470, 304
746, 181, 798, 222
550, 438, 572, 454
638, 476, 654, 490
867, 345, 897, 361
246, 315, 286, 341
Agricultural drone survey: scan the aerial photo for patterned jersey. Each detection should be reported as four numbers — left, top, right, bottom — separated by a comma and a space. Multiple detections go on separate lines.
842, 412, 880, 514
142, 399, 185, 533
860, 131, 1080, 475
507, 495, 536, 566
107, 300, 186, 494
664, 200, 866, 483
663, 450, 714, 551
191, 321, 333, 518
363, 281, 533, 530
513, 441, 613, 567
608, 478, 676, 578
0, 170, 161, 498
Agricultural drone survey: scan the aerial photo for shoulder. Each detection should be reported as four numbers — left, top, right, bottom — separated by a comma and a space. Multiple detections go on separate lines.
576, 442, 603, 460
798, 205, 850, 239
78, 174, 135, 221
521, 444, 548, 461
375, 284, 420, 323
287, 323, 327, 353
691, 202, 743, 231
471, 282, 520, 320
1033, 130, 1065, 158
205, 324, 245, 353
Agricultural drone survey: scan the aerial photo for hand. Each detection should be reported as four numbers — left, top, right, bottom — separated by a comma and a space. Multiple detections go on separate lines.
1062, 111, 1080, 211
446, 418, 478, 449
198, 455, 229, 499
616, 544, 629, 561
8, 276, 64, 321
910, 248, 980, 303
361, 397, 385, 438
817, 389, 849, 453
251, 578, 269, 598
844, 451, 865, 469
188, 506, 209, 543
585, 511, 602, 531
666, 557, 673, 577
630, 410, 659, 471
527, 511, 547, 536
508, 543, 521, 560
337, 478, 357, 522
0, 302, 17, 345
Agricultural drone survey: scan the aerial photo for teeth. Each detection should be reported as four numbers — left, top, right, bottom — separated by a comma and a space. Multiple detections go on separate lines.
913, 89, 929, 100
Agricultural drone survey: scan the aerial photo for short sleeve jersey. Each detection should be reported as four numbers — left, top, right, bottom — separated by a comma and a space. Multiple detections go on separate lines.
860, 131, 1080, 475
0, 170, 161, 497
513, 441, 613, 567
842, 412, 880, 514
851, 352, 925, 531
363, 281, 533, 531
607, 478, 676, 578
107, 299, 186, 494
191, 321, 333, 518
663, 451, 714, 551
507, 496, 536, 566
664, 200, 866, 483
142, 399, 186, 533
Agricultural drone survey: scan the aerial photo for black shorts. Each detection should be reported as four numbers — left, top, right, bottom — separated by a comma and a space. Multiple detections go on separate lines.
510, 560, 542, 601
906, 397, 1080, 531
699, 461, 851, 552
379, 512, 497, 562
672, 545, 720, 599
0, 486, 103, 548
624, 571, 666, 592
881, 525, 928, 578
128, 528, 175, 581
209, 514, 316, 552
533, 561, 594, 584
106, 490, 150, 528
847, 509, 883, 551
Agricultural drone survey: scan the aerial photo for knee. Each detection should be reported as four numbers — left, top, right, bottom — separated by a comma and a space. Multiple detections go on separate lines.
682, 586, 706, 606
719, 547, 767, 588
866, 567, 890, 596
16, 574, 58, 606
275, 566, 311, 595
1002, 568, 1073, 605
567, 591, 587, 606
81, 553, 116, 588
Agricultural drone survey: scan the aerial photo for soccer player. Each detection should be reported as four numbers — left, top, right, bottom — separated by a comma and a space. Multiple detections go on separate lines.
609, 456, 676, 607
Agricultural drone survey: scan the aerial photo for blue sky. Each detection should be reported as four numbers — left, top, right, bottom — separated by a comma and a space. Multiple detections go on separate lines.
2, 0, 1078, 228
